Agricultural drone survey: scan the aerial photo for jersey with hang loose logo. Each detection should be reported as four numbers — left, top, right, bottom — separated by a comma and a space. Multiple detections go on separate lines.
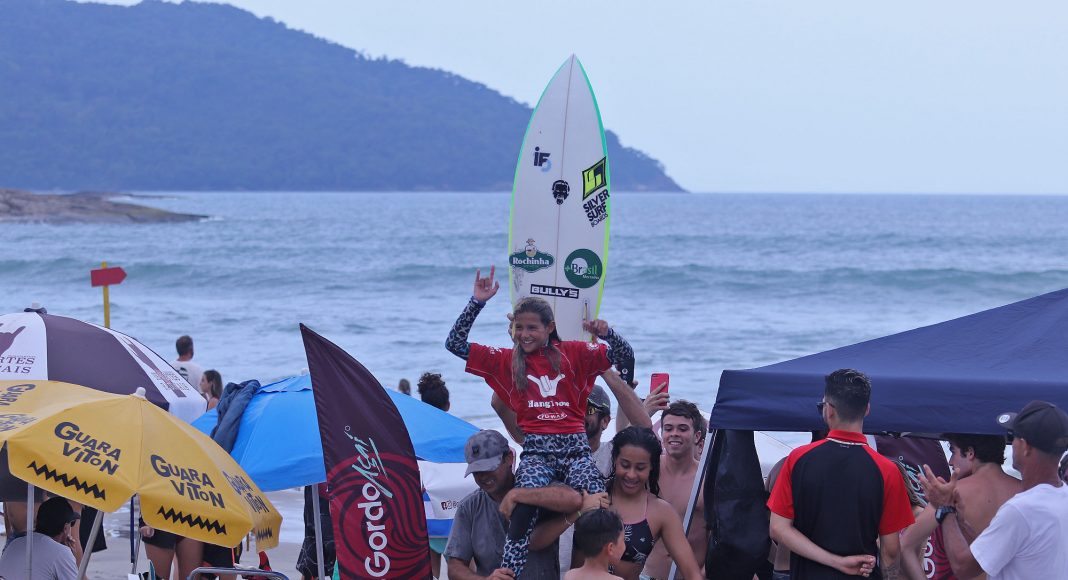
466, 341, 611, 435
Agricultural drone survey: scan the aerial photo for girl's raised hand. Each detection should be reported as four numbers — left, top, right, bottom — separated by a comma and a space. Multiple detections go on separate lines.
473, 266, 500, 303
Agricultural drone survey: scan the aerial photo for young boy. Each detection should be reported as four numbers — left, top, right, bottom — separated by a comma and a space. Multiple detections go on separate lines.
565, 509, 625, 580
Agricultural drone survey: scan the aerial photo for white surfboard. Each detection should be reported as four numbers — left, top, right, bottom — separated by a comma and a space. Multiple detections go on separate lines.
508, 55, 610, 342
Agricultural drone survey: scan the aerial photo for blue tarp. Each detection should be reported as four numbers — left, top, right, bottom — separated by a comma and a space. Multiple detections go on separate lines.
192, 374, 479, 491
709, 288, 1068, 434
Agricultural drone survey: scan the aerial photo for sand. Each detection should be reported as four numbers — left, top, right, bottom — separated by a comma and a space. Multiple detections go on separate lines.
86, 539, 303, 579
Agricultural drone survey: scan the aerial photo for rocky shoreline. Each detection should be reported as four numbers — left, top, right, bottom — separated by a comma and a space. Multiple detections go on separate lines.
0, 189, 205, 224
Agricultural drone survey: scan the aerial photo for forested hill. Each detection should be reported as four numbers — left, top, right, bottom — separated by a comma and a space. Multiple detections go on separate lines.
0, 0, 683, 192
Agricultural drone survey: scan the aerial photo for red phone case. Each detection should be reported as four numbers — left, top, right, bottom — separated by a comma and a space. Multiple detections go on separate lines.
650, 373, 669, 395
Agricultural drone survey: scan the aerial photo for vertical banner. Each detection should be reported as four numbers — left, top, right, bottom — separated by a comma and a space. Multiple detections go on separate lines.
301, 324, 430, 579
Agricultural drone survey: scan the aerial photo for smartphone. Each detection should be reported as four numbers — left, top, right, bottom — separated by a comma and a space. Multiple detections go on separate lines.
650, 373, 669, 395
615, 356, 635, 386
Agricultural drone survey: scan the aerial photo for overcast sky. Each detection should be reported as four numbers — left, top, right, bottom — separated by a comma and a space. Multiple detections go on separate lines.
91, 0, 1068, 193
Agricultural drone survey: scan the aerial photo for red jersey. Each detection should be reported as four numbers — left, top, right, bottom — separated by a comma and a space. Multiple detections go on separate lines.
466, 341, 611, 435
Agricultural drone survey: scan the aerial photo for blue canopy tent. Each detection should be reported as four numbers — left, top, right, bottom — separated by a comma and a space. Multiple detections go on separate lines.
709, 287, 1068, 435
192, 374, 479, 491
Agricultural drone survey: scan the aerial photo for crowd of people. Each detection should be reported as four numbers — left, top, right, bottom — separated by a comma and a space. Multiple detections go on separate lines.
436, 368, 1068, 580
5, 287, 1066, 580
424, 269, 1068, 580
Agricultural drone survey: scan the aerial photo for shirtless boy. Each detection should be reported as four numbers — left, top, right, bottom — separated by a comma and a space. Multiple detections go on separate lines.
909, 434, 1020, 579
642, 400, 707, 580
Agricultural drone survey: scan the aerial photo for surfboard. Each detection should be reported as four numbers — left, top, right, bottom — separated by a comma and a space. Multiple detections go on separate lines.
508, 55, 610, 343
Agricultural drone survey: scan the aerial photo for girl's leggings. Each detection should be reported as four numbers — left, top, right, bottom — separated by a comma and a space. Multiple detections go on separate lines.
500, 432, 606, 578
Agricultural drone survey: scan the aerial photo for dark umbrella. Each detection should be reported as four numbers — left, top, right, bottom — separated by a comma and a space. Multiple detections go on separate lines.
0, 309, 205, 422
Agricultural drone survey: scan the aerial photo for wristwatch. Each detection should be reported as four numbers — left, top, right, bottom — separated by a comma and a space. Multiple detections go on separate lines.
935, 505, 957, 524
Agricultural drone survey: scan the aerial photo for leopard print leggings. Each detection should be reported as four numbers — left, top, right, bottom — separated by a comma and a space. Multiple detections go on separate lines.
501, 433, 606, 578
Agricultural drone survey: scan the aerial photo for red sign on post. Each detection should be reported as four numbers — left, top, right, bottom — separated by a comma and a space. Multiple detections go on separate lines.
90, 266, 127, 287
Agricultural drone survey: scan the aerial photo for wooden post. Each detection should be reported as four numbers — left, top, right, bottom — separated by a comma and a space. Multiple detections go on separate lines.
101, 261, 110, 328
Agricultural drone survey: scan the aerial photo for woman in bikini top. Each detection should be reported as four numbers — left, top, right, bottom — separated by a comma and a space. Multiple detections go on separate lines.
603, 427, 703, 580
620, 497, 654, 564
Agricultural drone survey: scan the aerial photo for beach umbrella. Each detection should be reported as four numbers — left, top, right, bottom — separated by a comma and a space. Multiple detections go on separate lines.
0, 380, 281, 553
191, 373, 479, 491
0, 310, 206, 423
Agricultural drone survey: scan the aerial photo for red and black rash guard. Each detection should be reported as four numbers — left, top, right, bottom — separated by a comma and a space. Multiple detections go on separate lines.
767, 429, 915, 580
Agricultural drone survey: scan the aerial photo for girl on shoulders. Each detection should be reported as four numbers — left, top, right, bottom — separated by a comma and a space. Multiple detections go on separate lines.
446, 266, 634, 578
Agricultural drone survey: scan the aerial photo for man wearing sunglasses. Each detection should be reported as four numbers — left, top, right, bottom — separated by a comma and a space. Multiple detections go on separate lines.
768, 368, 915, 579
931, 400, 1068, 580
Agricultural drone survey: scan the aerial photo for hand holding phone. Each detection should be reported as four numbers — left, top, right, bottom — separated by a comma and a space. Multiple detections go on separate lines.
616, 356, 635, 387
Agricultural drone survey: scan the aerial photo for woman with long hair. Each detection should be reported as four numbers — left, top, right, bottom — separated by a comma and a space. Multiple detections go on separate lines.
600, 426, 703, 580
200, 369, 223, 411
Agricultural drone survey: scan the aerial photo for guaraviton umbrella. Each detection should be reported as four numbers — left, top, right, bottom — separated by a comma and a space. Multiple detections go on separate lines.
0, 380, 281, 557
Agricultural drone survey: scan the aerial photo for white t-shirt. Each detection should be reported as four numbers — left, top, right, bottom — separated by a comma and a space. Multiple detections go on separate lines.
0, 532, 79, 580
971, 482, 1068, 580
171, 359, 204, 391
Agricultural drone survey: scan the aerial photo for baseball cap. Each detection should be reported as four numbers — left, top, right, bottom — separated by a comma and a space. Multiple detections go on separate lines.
464, 430, 510, 476
588, 385, 611, 415
35, 496, 79, 537
996, 400, 1068, 455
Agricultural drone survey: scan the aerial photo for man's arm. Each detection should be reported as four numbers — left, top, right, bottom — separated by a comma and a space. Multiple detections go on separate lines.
615, 381, 669, 432
500, 483, 583, 519
879, 531, 902, 580
600, 369, 651, 429
657, 505, 704, 580
530, 492, 609, 551
939, 515, 984, 579
490, 393, 525, 444
769, 513, 875, 576
447, 558, 514, 580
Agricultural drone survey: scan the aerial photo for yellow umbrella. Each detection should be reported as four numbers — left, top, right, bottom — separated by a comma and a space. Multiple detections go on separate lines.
0, 379, 281, 550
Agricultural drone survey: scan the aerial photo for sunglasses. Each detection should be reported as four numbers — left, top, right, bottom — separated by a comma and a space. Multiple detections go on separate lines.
586, 403, 608, 416
816, 400, 836, 415
1005, 429, 1015, 443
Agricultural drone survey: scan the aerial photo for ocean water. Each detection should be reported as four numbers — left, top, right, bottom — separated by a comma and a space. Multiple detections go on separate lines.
4, 191, 1068, 430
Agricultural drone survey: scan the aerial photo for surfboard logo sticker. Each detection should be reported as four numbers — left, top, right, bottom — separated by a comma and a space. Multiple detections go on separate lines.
551, 180, 570, 205
530, 284, 579, 300
534, 147, 552, 172
582, 189, 609, 228
564, 249, 603, 289
581, 157, 609, 227
582, 158, 607, 199
510, 238, 555, 273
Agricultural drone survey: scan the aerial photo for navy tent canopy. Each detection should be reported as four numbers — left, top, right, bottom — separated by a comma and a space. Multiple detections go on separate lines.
709, 288, 1068, 435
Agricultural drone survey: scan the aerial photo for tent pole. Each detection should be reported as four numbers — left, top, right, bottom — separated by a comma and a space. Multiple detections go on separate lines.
26, 483, 34, 579
668, 429, 717, 580
130, 497, 135, 563
131, 496, 143, 574
312, 487, 326, 580
77, 509, 104, 577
